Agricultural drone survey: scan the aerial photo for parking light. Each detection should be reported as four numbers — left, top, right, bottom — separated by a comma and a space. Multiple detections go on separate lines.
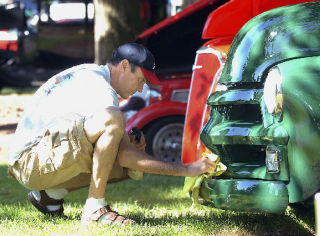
266, 148, 280, 173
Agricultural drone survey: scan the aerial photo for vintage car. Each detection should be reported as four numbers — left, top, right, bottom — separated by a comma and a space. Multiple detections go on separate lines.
198, 1, 320, 213
182, 0, 317, 164
0, 0, 94, 86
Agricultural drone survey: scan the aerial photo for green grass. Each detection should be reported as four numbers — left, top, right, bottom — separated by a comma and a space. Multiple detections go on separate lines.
0, 87, 316, 235
0, 86, 39, 95
0, 164, 315, 235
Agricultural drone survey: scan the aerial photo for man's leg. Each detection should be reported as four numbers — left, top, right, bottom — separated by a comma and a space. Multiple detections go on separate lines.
83, 107, 125, 199
82, 107, 133, 225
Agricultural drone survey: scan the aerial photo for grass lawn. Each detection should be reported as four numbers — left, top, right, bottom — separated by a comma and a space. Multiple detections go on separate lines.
0, 163, 315, 236
0, 86, 316, 235
0, 86, 39, 95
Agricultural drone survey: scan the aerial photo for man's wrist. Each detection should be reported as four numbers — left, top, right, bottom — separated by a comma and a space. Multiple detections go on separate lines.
181, 163, 190, 177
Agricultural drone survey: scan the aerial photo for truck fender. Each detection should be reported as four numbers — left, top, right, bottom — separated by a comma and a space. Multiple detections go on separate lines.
125, 101, 187, 132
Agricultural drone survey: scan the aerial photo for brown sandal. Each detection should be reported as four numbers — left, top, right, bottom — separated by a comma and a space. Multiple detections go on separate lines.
28, 190, 65, 217
81, 205, 134, 226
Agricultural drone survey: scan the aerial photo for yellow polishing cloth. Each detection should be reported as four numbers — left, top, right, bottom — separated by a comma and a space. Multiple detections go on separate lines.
128, 169, 143, 180
183, 152, 227, 209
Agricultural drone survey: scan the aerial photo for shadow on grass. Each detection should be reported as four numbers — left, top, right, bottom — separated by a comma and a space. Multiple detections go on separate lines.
132, 211, 314, 236
0, 164, 315, 235
0, 164, 188, 209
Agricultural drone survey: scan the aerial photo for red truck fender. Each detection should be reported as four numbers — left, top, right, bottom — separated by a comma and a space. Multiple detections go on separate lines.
126, 101, 187, 132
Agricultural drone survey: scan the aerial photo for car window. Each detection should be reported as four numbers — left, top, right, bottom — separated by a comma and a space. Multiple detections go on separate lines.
39, 0, 93, 24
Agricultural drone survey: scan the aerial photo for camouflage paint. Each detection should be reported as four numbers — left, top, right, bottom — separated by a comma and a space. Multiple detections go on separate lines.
219, 2, 320, 83
277, 57, 320, 202
200, 179, 289, 213
200, 2, 320, 213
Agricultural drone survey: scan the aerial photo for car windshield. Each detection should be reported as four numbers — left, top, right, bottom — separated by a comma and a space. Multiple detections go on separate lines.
47, 1, 93, 23
39, 0, 93, 24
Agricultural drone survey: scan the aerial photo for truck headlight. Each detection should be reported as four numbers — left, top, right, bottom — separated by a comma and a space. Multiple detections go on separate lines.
263, 67, 283, 115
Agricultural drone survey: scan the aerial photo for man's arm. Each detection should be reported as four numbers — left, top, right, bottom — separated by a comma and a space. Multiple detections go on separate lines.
117, 133, 216, 177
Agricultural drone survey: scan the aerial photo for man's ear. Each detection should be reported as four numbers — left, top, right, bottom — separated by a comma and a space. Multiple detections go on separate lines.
121, 59, 130, 71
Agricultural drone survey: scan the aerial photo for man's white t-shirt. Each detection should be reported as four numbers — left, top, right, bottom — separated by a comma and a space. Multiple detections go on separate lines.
8, 64, 119, 165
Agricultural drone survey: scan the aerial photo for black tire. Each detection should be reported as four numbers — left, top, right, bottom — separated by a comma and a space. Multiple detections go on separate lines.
143, 116, 184, 163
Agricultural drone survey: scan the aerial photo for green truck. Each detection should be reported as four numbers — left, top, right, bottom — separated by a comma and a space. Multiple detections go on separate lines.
200, 1, 320, 215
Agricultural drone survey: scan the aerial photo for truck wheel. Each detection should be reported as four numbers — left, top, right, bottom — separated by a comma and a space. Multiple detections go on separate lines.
143, 116, 184, 163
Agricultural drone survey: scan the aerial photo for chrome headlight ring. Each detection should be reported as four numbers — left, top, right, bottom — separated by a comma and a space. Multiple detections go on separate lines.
263, 66, 283, 115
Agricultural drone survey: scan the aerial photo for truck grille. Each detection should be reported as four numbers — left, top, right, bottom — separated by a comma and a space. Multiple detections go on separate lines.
212, 144, 266, 165
214, 104, 262, 122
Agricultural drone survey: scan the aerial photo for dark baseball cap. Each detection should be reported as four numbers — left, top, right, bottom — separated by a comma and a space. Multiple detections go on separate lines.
112, 43, 160, 88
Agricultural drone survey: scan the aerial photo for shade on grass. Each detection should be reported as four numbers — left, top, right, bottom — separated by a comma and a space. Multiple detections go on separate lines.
0, 164, 315, 235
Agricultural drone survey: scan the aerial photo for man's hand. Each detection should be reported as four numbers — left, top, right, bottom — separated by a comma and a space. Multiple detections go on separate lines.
128, 127, 146, 151
185, 158, 217, 177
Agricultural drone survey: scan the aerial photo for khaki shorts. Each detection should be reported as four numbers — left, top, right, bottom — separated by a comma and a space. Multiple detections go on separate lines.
8, 116, 129, 190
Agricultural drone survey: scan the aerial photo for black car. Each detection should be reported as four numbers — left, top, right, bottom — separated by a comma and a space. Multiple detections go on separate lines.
0, 0, 94, 86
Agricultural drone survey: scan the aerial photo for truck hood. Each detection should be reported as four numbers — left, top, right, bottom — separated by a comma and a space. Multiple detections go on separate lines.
219, 2, 320, 84
136, 0, 225, 40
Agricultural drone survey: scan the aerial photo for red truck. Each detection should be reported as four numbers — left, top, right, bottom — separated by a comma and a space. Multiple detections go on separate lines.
127, 0, 229, 162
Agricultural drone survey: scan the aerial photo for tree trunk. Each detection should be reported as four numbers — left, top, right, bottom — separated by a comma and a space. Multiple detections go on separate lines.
94, 0, 142, 64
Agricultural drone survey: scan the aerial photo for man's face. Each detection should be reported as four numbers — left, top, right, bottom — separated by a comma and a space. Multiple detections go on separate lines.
119, 62, 147, 99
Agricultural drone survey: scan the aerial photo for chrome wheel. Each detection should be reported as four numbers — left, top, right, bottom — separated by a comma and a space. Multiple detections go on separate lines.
152, 123, 184, 163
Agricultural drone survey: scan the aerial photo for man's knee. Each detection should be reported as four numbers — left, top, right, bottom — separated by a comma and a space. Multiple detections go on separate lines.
103, 107, 126, 131
84, 107, 126, 144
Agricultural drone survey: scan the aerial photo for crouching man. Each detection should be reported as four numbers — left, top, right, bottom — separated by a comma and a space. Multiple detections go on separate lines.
7, 43, 216, 226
